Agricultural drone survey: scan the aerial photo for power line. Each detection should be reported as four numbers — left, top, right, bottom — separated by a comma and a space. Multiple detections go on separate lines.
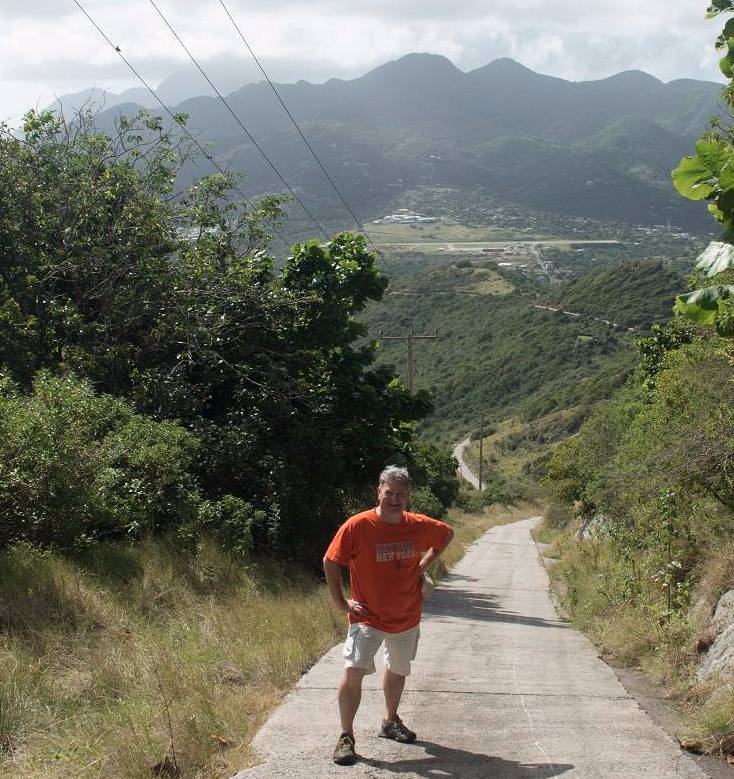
146, 0, 330, 240
70, 0, 292, 252
215, 0, 380, 256
72, 0, 394, 282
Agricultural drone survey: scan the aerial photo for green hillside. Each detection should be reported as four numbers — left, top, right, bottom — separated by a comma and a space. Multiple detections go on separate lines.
361, 255, 685, 443
542, 260, 683, 328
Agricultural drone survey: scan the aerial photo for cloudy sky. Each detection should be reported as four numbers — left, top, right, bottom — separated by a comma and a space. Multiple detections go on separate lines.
1, 0, 727, 125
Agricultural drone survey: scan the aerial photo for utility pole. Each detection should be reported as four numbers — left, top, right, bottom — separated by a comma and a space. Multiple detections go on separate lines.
478, 412, 484, 492
379, 330, 438, 392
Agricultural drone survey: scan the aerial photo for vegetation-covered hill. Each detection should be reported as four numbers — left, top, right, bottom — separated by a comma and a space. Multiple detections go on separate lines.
542, 260, 683, 328
88, 54, 720, 232
534, 2, 734, 759
543, 322, 734, 754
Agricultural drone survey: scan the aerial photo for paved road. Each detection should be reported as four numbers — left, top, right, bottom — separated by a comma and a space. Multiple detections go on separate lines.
232, 518, 708, 779
453, 437, 480, 489
370, 240, 622, 249
532, 305, 638, 332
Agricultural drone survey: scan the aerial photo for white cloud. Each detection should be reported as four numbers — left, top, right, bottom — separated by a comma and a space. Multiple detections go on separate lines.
0, 0, 727, 126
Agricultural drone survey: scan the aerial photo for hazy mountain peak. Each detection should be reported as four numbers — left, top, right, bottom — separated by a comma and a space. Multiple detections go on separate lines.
478, 57, 537, 75
596, 69, 663, 88
394, 52, 458, 67
467, 57, 567, 87
155, 57, 264, 104
361, 52, 462, 83
47, 85, 159, 115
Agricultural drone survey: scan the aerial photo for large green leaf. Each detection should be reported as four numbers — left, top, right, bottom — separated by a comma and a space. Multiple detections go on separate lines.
672, 155, 716, 201
674, 285, 734, 324
696, 137, 730, 167
694, 241, 734, 277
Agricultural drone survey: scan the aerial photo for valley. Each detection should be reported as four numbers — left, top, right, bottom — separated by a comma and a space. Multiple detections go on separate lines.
7, 6, 734, 773
356, 201, 702, 500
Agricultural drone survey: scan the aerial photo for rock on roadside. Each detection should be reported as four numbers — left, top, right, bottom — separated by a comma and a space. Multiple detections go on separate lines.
698, 588, 734, 681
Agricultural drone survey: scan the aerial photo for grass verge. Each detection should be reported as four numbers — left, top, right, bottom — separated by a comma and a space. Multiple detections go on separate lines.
0, 540, 342, 779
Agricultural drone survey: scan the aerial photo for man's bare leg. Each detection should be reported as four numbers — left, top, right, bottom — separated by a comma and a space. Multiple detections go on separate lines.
338, 667, 367, 736
383, 668, 406, 721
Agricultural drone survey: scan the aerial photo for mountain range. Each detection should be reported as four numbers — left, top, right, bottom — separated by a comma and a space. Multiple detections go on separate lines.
77, 53, 723, 232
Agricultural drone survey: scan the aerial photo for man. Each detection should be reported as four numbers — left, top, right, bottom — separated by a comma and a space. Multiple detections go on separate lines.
323, 465, 454, 766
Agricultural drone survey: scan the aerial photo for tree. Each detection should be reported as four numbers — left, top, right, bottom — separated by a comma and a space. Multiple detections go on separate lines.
0, 109, 439, 559
0, 110, 185, 387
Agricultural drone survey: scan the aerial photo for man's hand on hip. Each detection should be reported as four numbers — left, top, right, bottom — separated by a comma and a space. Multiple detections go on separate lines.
345, 599, 371, 617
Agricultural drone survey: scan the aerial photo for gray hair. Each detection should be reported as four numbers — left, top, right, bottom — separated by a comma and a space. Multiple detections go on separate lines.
378, 465, 411, 488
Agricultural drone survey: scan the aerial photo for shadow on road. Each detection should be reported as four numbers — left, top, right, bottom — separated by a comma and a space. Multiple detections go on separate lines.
360, 739, 574, 777
423, 577, 568, 630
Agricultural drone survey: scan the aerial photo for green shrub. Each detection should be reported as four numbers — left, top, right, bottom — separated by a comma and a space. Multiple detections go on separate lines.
0, 373, 200, 548
193, 496, 267, 556
410, 486, 446, 519
454, 476, 534, 513
480, 472, 530, 505
455, 486, 484, 513
95, 414, 199, 536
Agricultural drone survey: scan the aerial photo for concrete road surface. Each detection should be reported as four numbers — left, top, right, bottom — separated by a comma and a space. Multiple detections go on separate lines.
232, 518, 708, 779
453, 438, 480, 490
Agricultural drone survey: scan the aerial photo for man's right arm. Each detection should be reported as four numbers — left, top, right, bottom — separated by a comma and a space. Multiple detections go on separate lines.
323, 556, 370, 618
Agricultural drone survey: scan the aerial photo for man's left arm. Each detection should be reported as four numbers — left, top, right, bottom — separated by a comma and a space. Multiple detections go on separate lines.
418, 524, 454, 574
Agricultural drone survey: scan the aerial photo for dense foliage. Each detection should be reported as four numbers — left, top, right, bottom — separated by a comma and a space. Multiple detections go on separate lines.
545, 322, 734, 632
0, 373, 199, 548
0, 110, 453, 560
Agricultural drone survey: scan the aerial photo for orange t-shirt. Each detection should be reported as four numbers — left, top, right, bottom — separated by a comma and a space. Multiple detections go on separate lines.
324, 509, 451, 633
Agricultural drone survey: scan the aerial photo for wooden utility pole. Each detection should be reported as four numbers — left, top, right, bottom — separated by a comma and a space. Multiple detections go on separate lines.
379, 330, 438, 392
478, 412, 484, 492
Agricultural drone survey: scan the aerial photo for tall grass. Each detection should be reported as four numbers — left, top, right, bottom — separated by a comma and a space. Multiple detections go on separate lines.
0, 504, 518, 778
0, 539, 342, 779
546, 530, 697, 675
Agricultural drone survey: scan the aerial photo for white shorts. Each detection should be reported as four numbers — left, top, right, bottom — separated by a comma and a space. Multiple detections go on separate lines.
342, 623, 420, 677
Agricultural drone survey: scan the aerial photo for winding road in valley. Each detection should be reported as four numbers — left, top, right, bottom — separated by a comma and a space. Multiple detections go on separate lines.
232, 518, 708, 779
453, 437, 480, 489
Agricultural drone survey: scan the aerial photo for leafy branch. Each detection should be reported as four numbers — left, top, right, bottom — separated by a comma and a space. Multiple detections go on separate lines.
671, 2, 734, 332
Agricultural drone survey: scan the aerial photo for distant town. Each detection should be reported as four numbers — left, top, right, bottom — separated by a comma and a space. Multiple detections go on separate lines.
373, 209, 438, 224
